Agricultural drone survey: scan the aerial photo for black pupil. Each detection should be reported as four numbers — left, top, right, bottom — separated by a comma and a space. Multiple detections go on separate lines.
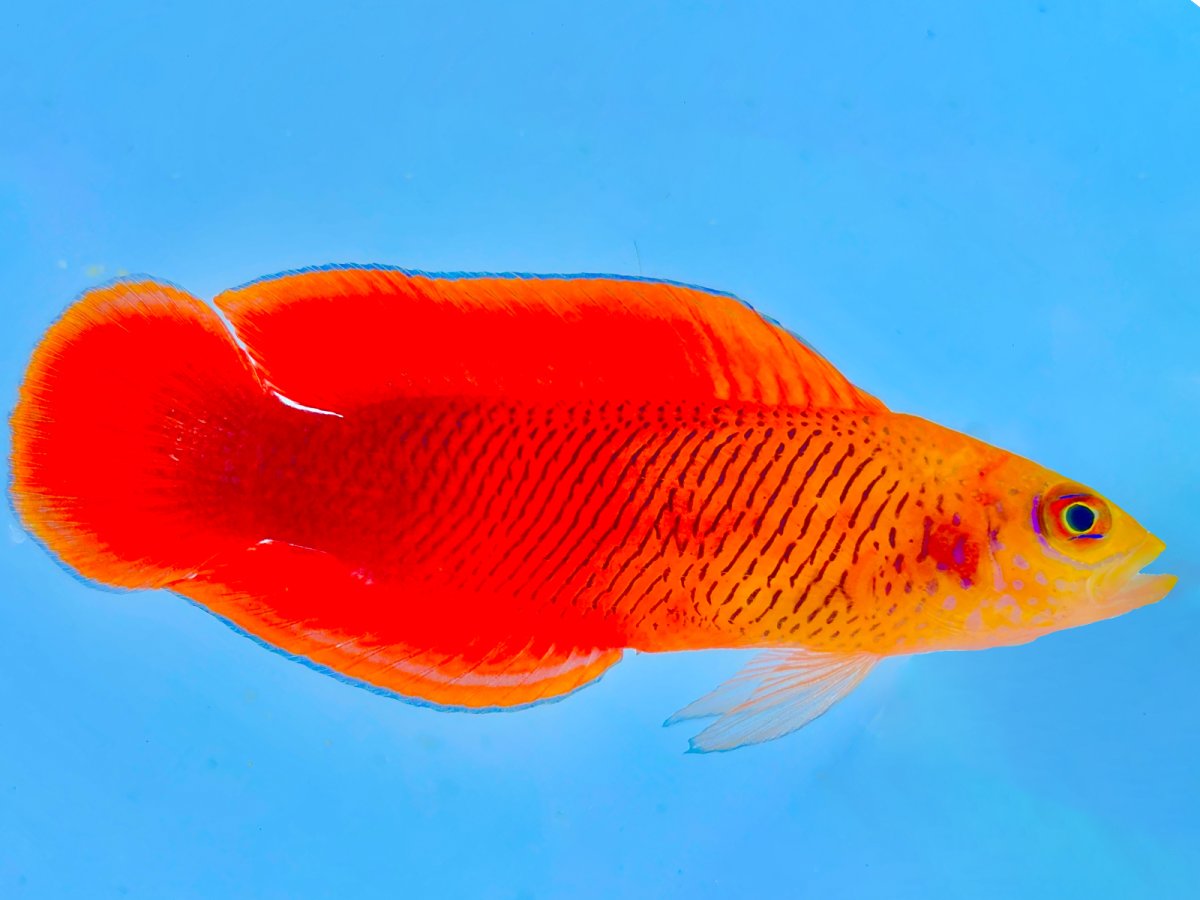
1065, 503, 1097, 533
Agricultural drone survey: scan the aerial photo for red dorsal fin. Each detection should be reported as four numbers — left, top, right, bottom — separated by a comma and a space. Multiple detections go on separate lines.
172, 540, 622, 709
214, 267, 884, 413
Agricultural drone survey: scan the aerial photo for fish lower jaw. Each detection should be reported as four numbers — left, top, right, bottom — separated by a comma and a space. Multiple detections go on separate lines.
1088, 537, 1175, 614
1104, 571, 1177, 612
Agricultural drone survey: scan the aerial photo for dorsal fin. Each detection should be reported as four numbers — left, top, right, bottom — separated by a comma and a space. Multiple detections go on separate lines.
214, 266, 884, 413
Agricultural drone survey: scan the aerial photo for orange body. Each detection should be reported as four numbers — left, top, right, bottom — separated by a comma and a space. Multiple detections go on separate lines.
11, 267, 1173, 749
217, 398, 1007, 656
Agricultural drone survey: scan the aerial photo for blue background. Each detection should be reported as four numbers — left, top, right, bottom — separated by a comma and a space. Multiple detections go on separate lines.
2, 2, 1198, 897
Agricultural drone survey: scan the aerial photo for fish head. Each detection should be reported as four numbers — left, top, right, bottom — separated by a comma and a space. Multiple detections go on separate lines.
920, 452, 1176, 650
876, 417, 1175, 652
989, 471, 1174, 635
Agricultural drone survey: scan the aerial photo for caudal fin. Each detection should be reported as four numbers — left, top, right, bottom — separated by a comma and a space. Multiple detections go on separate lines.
10, 279, 265, 589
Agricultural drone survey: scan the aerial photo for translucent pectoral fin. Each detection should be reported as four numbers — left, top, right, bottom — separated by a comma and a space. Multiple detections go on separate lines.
666, 649, 878, 753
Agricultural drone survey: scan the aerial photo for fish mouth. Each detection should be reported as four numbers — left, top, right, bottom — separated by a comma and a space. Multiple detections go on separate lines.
1090, 536, 1177, 612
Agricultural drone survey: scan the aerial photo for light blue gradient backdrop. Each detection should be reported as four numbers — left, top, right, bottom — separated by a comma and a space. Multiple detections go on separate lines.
2, 3, 1198, 898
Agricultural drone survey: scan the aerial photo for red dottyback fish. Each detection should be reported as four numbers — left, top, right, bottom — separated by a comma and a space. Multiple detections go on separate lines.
10, 267, 1176, 751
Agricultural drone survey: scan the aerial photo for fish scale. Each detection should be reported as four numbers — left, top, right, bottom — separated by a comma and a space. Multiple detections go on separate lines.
238, 393, 931, 655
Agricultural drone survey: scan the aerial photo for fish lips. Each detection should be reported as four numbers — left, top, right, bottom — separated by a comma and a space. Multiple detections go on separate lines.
1086, 536, 1177, 616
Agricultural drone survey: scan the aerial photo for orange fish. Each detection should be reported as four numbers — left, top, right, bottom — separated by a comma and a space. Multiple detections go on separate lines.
10, 267, 1176, 751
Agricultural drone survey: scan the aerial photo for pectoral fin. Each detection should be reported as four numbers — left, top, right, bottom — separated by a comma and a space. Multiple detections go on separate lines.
666, 648, 877, 753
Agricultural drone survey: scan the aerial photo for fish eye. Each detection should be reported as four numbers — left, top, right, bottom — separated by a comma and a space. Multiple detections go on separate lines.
1062, 501, 1098, 535
1039, 486, 1111, 542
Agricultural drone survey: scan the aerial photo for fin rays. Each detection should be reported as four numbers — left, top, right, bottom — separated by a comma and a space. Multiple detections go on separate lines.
667, 648, 877, 752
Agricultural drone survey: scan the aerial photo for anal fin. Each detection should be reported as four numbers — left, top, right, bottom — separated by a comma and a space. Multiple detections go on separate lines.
666, 648, 877, 752
170, 539, 621, 710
